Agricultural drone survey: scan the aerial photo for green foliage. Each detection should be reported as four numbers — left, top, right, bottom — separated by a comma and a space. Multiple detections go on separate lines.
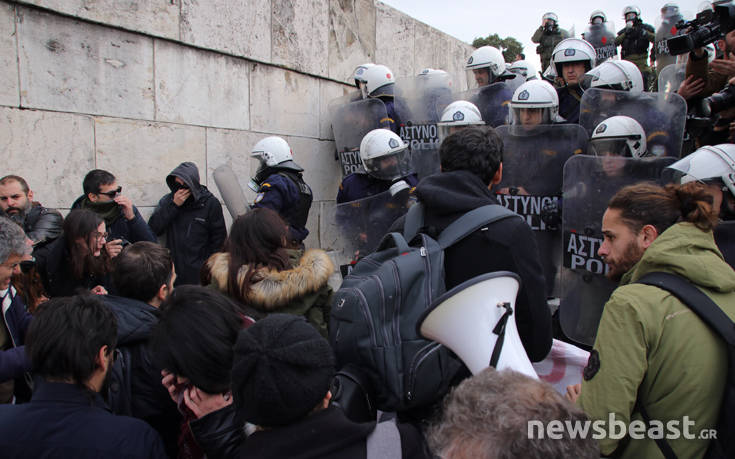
472, 34, 524, 62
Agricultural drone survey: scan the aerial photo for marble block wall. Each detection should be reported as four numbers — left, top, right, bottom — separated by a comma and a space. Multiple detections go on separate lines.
1, 0, 475, 249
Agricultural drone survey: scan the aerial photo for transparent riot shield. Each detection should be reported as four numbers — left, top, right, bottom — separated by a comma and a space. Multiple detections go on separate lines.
394, 75, 457, 179
655, 10, 692, 72
330, 96, 391, 178
657, 63, 686, 95
560, 155, 676, 346
583, 21, 617, 63
320, 190, 415, 276
579, 88, 687, 158
456, 81, 513, 128
502, 73, 526, 95
494, 124, 589, 298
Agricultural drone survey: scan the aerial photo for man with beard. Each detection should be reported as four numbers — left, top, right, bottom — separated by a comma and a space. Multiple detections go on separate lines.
0, 175, 62, 249
0, 294, 166, 458
567, 182, 735, 458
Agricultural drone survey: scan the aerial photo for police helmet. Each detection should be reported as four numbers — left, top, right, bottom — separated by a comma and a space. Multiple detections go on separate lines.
250, 136, 303, 176
590, 116, 647, 158
551, 38, 597, 77
623, 5, 641, 20
542, 12, 559, 24
509, 60, 538, 80
352, 63, 375, 90
509, 80, 560, 125
466, 46, 506, 86
581, 60, 644, 93
437, 100, 484, 141
363, 64, 395, 98
359, 129, 413, 182
667, 144, 735, 199
590, 10, 606, 24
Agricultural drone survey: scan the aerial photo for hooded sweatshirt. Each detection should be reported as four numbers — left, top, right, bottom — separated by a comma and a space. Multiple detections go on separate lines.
148, 162, 226, 285
579, 222, 735, 458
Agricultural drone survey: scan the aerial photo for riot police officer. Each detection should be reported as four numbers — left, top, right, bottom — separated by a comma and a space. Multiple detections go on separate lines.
361, 64, 400, 134
337, 129, 418, 204
580, 59, 644, 93
351, 63, 375, 100
532, 12, 571, 72
583, 10, 618, 64
249, 136, 313, 247
509, 60, 538, 81
616, 6, 655, 89
551, 38, 597, 124
437, 100, 485, 142
465, 46, 514, 127
509, 79, 564, 127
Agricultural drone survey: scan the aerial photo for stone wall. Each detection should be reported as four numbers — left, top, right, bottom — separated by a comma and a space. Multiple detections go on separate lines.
1, 0, 474, 249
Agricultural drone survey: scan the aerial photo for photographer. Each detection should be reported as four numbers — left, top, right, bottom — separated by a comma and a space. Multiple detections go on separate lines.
616, 6, 656, 90
682, 31, 735, 100
531, 12, 569, 72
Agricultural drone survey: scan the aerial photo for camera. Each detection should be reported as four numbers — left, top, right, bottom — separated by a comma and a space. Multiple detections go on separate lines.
666, 4, 735, 56
702, 83, 735, 116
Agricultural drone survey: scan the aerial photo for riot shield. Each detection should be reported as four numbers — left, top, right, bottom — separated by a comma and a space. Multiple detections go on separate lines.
494, 124, 589, 298
657, 63, 686, 95
583, 22, 617, 63
502, 73, 526, 95
559, 155, 676, 345
579, 88, 687, 157
655, 10, 692, 72
320, 190, 414, 276
330, 96, 391, 177
394, 75, 457, 179
457, 82, 513, 128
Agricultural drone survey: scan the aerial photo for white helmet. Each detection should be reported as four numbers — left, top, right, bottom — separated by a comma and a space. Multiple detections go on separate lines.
250, 136, 303, 187
466, 46, 506, 86
551, 38, 597, 77
667, 144, 735, 199
363, 64, 395, 98
623, 5, 641, 19
509, 60, 538, 80
437, 100, 484, 141
581, 60, 644, 93
417, 68, 452, 91
590, 10, 606, 24
509, 80, 560, 125
661, 3, 680, 19
359, 129, 413, 182
352, 63, 375, 89
542, 12, 559, 24
590, 116, 647, 158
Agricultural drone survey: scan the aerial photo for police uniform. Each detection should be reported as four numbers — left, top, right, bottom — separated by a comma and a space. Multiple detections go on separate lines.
471, 83, 513, 128
616, 21, 655, 88
253, 170, 313, 244
336, 173, 418, 204
557, 86, 584, 124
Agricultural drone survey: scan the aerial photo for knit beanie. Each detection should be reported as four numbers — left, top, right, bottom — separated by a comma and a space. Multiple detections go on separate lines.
231, 313, 336, 427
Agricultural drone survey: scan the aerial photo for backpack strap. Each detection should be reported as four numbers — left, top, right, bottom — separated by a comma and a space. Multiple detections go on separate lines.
403, 202, 425, 242
366, 411, 402, 459
437, 204, 520, 249
637, 272, 735, 346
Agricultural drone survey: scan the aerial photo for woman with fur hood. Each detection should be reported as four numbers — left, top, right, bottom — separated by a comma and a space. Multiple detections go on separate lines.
202, 208, 333, 337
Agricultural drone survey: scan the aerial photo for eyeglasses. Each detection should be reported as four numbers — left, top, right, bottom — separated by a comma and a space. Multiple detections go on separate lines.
97, 186, 122, 198
92, 231, 109, 241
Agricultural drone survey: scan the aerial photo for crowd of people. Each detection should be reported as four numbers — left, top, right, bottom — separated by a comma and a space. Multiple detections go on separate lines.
1, 2, 735, 459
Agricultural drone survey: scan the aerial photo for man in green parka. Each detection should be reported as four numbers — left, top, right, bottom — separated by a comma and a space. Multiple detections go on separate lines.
531, 12, 570, 72
568, 182, 735, 458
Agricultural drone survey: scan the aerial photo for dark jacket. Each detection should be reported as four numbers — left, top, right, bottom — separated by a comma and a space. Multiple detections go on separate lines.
0, 286, 32, 382
103, 295, 180, 457
71, 196, 157, 244
0, 381, 167, 458
148, 162, 226, 285
253, 170, 313, 244
33, 237, 112, 298
23, 203, 63, 248
391, 170, 553, 362
190, 405, 430, 459
557, 85, 583, 125
337, 173, 419, 204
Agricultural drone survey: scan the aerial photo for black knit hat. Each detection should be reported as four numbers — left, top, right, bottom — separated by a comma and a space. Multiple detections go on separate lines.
231, 314, 336, 427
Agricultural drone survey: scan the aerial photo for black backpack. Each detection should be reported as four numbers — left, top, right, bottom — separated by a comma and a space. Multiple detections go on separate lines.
637, 272, 735, 459
329, 203, 519, 412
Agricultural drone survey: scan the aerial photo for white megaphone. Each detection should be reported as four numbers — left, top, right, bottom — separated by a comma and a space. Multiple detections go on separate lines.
418, 272, 538, 379
213, 164, 249, 220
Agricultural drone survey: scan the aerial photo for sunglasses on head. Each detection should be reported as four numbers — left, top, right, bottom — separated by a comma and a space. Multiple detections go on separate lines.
97, 186, 122, 198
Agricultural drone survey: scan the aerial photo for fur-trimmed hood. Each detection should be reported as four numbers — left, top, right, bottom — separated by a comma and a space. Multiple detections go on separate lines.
206, 249, 334, 311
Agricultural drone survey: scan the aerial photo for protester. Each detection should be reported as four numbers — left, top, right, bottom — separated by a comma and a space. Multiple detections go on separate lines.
0, 216, 32, 404
429, 368, 599, 459
148, 162, 226, 286
33, 209, 115, 297
0, 175, 63, 248
0, 295, 166, 458
189, 314, 431, 459
569, 183, 735, 458
71, 169, 156, 243
202, 208, 333, 337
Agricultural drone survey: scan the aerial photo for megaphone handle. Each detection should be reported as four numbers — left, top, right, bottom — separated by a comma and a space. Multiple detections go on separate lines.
489, 303, 513, 368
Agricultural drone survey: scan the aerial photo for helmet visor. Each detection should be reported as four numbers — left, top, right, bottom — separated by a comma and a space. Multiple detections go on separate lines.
589, 138, 633, 157
466, 67, 492, 89
363, 147, 413, 181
